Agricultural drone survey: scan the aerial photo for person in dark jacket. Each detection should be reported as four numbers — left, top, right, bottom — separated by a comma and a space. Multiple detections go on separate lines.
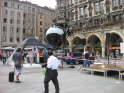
13, 48, 23, 83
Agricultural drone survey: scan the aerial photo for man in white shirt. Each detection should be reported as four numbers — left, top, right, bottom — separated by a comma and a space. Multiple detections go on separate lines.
44, 50, 61, 93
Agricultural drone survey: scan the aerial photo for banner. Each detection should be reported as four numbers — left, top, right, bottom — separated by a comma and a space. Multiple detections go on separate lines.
120, 43, 124, 53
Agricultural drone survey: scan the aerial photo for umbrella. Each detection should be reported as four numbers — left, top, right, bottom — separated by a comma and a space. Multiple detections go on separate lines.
19, 37, 46, 49
44, 44, 56, 49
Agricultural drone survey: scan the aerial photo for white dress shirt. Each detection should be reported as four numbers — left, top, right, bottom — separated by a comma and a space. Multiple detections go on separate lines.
47, 55, 61, 70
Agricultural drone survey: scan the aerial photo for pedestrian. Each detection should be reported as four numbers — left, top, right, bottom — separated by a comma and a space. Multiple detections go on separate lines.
83, 51, 91, 67
28, 50, 34, 65
12, 48, 23, 83
43, 50, 61, 93
2, 51, 7, 65
39, 49, 45, 63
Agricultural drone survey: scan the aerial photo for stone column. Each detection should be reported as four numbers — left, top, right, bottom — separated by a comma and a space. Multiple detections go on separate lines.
101, 34, 106, 58
101, 42, 106, 58
69, 43, 73, 52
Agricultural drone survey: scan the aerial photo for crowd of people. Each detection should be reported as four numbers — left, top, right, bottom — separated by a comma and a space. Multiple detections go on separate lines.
22, 48, 46, 64
0, 47, 48, 65
11, 48, 61, 93
0, 50, 13, 65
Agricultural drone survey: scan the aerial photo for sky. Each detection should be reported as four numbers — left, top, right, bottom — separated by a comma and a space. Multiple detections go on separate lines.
21, 0, 57, 9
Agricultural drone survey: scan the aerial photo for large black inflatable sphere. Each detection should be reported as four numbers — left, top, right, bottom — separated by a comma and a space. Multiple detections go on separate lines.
46, 26, 64, 48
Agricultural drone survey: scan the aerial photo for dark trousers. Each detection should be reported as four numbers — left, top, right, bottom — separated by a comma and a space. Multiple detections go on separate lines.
40, 57, 44, 63
44, 68, 59, 93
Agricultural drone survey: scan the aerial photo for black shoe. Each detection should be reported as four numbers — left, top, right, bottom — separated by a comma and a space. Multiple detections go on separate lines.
15, 81, 21, 83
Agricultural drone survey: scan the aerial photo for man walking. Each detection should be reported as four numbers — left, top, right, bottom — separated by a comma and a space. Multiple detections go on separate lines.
44, 50, 61, 93
13, 48, 23, 83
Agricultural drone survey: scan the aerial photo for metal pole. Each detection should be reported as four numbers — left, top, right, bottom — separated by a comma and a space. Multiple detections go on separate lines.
106, 33, 110, 64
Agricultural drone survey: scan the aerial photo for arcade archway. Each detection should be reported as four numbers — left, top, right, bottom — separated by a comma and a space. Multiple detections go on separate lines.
87, 35, 102, 55
72, 37, 86, 52
107, 33, 123, 58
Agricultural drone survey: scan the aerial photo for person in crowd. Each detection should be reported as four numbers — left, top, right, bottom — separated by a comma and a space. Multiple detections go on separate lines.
13, 48, 23, 83
96, 51, 101, 60
2, 51, 7, 65
28, 50, 34, 65
22, 51, 28, 63
0, 50, 3, 63
35, 48, 40, 64
43, 50, 61, 93
83, 50, 91, 67
39, 49, 45, 63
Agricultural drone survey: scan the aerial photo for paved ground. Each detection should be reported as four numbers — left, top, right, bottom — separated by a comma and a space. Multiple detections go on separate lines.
0, 61, 124, 93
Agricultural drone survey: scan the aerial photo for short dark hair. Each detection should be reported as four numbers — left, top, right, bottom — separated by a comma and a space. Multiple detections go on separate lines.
48, 50, 53, 56
85, 53, 89, 59
17, 48, 21, 52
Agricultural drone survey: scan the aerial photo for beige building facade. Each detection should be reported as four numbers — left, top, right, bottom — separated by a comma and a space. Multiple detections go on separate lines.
36, 7, 56, 43
56, 0, 124, 58
0, 0, 56, 48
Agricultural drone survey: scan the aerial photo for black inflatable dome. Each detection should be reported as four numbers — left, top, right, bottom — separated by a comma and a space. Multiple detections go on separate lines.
46, 26, 64, 48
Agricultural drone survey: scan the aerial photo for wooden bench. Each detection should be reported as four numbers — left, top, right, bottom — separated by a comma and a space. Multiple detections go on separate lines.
119, 72, 124, 79
105, 65, 124, 79
80, 63, 124, 79
82, 65, 107, 77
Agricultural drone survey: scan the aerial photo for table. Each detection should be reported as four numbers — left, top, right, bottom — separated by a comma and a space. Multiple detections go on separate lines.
81, 64, 124, 78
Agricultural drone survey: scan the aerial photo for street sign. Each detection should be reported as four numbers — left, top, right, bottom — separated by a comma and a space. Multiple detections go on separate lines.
120, 43, 124, 53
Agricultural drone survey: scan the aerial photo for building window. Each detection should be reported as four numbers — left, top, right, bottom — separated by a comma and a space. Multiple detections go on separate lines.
112, 0, 119, 7
40, 15, 42, 19
32, 8, 35, 12
4, 2, 8, 7
112, 14, 122, 22
10, 37, 13, 42
80, 7, 84, 16
17, 19, 20, 24
120, 0, 124, 4
17, 28, 20, 33
17, 38, 20, 42
40, 28, 42, 32
94, 18, 100, 25
72, 0, 74, 4
3, 18, 7, 23
3, 26, 7, 32
79, 0, 82, 3
18, 4, 20, 9
94, 1, 104, 14
23, 28, 25, 33
71, 9, 74, 20
3, 33, 7, 42
94, 2, 99, 13
40, 21, 42, 25
74, 0, 78, 4
99, 2, 104, 14
23, 13, 26, 18
75, 8, 78, 20
10, 19, 14, 24
10, 27, 14, 32
84, 5, 88, 17
68, 0, 72, 5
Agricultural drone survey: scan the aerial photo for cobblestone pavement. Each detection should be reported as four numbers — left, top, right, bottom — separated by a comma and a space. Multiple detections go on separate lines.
0, 61, 124, 93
